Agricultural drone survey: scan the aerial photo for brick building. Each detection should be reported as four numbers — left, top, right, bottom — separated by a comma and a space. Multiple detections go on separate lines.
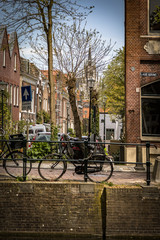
0, 26, 20, 123
125, 0, 160, 162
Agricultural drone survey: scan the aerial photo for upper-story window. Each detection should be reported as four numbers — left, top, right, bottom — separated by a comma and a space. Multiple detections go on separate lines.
3, 49, 6, 67
149, 0, 160, 34
141, 80, 160, 138
10, 85, 13, 104
14, 53, 17, 71
13, 86, 16, 106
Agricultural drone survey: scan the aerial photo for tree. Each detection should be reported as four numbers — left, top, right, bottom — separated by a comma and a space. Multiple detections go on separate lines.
0, 0, 93, 138
150, 5, 160, 26
52, 20, 113, 138
101, 47, 125, 120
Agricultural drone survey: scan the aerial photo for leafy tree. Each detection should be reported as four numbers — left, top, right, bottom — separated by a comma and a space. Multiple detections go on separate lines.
37, 110, 50, 124
0, 90, 11, 133
0, 0, 93, 138
150, 5, 160, 25
101, 47, 125, 119
52, 20, 113, 138
91, 90, 99, 137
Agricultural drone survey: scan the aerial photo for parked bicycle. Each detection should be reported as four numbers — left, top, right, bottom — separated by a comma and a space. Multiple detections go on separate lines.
38, 134, 113, 183
0, 129, 32, 179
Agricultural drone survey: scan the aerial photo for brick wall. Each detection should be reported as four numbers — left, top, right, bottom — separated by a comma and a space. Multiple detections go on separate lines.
0, 27, 20, 122
106, 186, 160, 237
125, 0, 160, 146
0, 182, 160, 238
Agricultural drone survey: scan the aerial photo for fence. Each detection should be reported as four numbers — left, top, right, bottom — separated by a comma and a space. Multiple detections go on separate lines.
0, 136, 157, 185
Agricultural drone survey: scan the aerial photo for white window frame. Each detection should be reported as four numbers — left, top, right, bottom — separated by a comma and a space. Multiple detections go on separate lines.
14, 53, 17, 71
10, 85, 13, 104
148, 0, 160, 35
31, 90, 34, 113
3, 49, 6, 67
13, 86, 16, 106
16, 87, 19, 106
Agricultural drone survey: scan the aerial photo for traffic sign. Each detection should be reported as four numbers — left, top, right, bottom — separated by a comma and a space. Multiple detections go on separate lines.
21, 86, 32, 110
140, 72, 158, 77
21, 86, 32, 102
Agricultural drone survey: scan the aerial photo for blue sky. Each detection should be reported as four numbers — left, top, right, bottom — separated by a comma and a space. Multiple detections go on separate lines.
21, 0, 124, 65
84, 0, 124, 51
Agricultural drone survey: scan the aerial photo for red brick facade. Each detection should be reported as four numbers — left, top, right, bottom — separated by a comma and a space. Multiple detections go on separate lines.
125, 0, 160, 148
0, 27, 20, 122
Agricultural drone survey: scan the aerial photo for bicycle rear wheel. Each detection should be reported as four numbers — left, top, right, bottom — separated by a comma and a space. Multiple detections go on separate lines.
38, 153, 67, 181
4, 151, 32, 179
87, 155, 113, 183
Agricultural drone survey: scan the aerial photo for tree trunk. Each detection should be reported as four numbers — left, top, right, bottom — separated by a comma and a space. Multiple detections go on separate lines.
47, 2, 56, 138
67, 77, 82, 139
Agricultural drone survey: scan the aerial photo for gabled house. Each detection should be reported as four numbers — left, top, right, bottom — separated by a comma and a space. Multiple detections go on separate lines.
20, 57, 40, 123
0, 26, 20, 124
42, 70, 74, 133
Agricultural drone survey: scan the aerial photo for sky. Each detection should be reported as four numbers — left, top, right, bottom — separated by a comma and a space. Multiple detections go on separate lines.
85, 0, 124, 50
21, 0, 124, 67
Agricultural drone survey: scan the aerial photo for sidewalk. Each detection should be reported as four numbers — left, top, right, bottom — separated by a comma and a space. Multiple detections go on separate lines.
0, 163, 159, 186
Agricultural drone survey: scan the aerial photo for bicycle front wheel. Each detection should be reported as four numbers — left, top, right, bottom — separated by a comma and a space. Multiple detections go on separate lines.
4, 151, 32, 179
87, 155, 113, 183
38, 153, 67, 181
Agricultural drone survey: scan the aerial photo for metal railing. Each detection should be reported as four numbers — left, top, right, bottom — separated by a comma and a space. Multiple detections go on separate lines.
0, 136, 156, 185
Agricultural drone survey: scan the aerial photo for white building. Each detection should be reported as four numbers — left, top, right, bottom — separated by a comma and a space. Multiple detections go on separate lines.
99, 113, 122, 141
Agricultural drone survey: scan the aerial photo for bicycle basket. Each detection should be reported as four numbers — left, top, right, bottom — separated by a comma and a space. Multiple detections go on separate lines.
9, 134, 26, 150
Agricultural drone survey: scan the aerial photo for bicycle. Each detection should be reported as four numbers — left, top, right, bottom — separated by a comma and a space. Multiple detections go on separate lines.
38, 134, 113, 183
0, 129, 32, 179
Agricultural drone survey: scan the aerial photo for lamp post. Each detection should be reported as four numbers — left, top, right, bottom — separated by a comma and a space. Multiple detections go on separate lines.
88, 78, 95, 141
103, 97, 107, 142
67, 102, 70, 134
0, 81, 8, 130
84, 110, 87, 134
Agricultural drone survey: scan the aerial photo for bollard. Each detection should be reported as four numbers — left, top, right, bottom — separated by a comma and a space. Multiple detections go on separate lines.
134, 145, 145, 170
146, 142, 150, 186
84, 140, 88, 182
23, 139, 27, 181
23, 157, 27, 181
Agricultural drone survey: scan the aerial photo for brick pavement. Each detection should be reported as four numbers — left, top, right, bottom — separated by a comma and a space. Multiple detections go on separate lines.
0, 162, 158, 186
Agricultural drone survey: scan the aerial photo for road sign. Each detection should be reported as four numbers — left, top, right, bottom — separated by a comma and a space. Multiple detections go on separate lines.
21, 86, 32, 102
21, 86, 32, 110
22, 101, 32, 111
140, 72, 158, 77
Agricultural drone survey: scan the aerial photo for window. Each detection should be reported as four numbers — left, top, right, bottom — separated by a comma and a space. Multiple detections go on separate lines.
10, 85, 12, 104
31, 90, 34, 113
16, 87, 19, 106
13, 86, 16, 105
14, 53, 17, 71
141, 80, 160, 137
3, 49, 6, 67
106, 129, 114, 140
149, 0, 160, 34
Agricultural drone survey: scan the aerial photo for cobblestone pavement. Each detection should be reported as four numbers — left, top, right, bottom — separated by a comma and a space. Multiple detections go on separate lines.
0, 161, 158, 186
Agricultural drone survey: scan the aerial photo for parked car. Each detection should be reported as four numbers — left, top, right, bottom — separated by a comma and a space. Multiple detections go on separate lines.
28, 132, 51, 149
33, 132, 51, 141
24, 124, 47, 140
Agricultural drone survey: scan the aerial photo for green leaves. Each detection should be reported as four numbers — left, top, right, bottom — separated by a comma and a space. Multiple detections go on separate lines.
101, 47, 125, 119
27, 142, 52, 159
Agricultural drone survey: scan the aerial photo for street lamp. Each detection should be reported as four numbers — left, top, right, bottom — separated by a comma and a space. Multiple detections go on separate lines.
103, 97, 107, 142
67, 102, 70, 134
84, 110, 87, 134
0, 81, 8, 130
88, 78, 95, 141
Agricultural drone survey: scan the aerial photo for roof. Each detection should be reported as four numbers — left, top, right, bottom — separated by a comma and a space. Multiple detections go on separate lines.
0, 26, 6, 47
8, 31, 17, 56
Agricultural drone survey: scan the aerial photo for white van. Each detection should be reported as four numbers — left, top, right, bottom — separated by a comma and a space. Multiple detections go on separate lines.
24, 124, 47, 140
